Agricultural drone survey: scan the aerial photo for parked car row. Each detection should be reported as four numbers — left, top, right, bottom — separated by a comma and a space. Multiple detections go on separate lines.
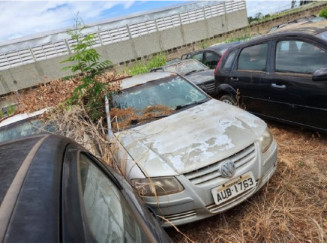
1, 17, 325, 243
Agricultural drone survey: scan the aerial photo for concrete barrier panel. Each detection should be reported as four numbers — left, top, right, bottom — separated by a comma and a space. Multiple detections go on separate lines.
182, 21, 208, 44
97, 40, 136, 64
207, 15, 228, 38
225, 10, 248, 31
159, 27, 185, 50
133, 33, 162, 57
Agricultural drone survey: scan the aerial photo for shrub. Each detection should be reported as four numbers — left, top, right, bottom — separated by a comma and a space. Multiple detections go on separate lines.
61, 15, 112, 120
318, 8, 327, 18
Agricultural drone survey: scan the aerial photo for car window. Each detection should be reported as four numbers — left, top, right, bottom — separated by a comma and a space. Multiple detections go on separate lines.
316, 31, 327, 41
111, 76, 208, 130
79, 154, 150, 243
203, 51, 220, 69
223, 50, 237, 70
238, 43, 268, 71
276, 40, 327, 74
191, 52, 203, 62
181, 54, 188, 60
164, 59, 207, 76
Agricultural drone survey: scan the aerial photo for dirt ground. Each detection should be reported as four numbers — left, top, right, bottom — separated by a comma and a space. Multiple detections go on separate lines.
167, 121, 327, 243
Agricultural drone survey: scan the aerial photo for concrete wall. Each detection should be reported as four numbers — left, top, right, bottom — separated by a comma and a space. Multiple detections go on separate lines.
0, 8, 248, 96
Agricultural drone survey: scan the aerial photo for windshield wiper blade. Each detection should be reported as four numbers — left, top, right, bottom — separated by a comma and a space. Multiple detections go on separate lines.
184, 70, 199, 76
175, 100, 207, 110
153, 114, 169, 119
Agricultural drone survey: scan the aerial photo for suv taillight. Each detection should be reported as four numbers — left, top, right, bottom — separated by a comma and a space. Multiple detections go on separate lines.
214, 51, 227, 76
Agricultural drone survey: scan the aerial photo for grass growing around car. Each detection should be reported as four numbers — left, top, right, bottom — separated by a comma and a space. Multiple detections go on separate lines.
168, 122, 327, 242
126, 53, 166, 75
6, 68, 327, 242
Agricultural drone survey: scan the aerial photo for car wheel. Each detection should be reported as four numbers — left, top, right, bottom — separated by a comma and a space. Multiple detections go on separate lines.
220, 94, 237, 106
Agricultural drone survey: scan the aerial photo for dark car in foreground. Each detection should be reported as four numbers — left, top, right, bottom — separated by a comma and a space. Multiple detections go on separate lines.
0, 134, 171, 242
215, 25, 327, 132
151, 59, 216, 96
181, 42, 241, 69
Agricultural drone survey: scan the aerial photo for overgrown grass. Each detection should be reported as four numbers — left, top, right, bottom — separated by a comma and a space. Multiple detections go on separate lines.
225, 33, 253, 43
126, 53, 166, 75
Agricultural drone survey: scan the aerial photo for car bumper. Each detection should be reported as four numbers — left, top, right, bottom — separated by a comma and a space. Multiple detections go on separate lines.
142, 140, 278, 227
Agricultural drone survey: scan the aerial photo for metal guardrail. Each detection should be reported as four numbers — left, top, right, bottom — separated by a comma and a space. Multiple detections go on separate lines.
0, 1, 245, 71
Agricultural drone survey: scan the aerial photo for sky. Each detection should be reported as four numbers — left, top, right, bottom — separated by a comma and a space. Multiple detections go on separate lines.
0, 0, 295, 43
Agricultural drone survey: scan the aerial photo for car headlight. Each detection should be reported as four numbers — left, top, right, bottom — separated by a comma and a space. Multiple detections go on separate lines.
131, 176, 184, 196
259, 128, 273, 153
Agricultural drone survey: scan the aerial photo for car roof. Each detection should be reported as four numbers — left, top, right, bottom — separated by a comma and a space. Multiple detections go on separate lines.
274, 19, 327, 34
226, 26, 327, 53
0, 135, 72, 242
121, 71, 176, 89
206, 41, 242, 52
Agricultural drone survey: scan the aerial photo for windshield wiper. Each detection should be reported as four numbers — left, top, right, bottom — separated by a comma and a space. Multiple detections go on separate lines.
175, 100, 207, 110
153, 114, 169, 119
184, 70, 199, 76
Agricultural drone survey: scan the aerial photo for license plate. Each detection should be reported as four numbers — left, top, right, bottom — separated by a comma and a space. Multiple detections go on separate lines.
211, 172, 256, 205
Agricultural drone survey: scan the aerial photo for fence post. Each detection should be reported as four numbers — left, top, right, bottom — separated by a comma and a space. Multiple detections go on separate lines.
64, 39, 71, 54
126, 24, 138, 60
178, 13, 186, 45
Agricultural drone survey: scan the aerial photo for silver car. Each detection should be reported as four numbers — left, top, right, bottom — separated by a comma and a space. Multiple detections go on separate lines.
107, 72, 277, 226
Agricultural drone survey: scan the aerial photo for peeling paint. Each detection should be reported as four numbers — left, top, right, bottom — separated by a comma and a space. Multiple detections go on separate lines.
116, 99, 266, 175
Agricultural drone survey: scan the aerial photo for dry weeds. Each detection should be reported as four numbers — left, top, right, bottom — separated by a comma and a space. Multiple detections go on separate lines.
110, 105, 173, 131
168, 122, 327, 243
3, 72, 327, 242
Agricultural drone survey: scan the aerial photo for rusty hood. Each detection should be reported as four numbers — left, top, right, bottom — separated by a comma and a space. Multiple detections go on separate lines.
114, 99, 267, 177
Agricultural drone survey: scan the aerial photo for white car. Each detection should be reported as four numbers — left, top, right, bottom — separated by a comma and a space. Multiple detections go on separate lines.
107, 72, 277, 226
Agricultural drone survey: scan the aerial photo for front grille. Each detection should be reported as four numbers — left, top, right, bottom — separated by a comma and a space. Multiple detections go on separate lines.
205, 82, 215, 94
206, 187, 256, 213
161, 210, 197, 222
184, 144, 256, 186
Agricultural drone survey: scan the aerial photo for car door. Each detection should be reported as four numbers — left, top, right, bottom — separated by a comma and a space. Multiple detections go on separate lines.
203, 51, 220, 69
61, 145, 169, 242
229, 42, 272, 114
264, 38, 327, 130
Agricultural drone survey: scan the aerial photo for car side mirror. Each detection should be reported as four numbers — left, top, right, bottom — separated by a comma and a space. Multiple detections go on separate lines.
312, 67, 327, 82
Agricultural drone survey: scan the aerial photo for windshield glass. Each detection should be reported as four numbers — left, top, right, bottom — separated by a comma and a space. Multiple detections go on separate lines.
0, 118, 55, 143
164, 59, 208, 76
317, 31, 327, 42
110, 75, 208, 130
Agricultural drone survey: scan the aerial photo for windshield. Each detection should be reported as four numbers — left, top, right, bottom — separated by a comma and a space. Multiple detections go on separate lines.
317, 31, 327, 42
0, 118, 55, 143
110, 75, 208, 130
164, 59, 208, 76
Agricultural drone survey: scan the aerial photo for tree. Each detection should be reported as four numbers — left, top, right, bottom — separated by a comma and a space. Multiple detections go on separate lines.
61, 14, 112, 120
254, 12, 264, 20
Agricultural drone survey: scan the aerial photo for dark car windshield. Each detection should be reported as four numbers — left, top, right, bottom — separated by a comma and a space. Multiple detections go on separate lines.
110, 75, 208, 130
0, 116, 55, 143
317, 31, 327, 42
164, 59, 208, 76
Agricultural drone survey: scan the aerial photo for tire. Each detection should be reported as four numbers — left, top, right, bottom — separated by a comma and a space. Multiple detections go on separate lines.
220, 94, 237, 106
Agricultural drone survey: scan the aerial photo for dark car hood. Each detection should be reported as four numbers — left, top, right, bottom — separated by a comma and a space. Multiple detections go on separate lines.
185, 69, 215, 85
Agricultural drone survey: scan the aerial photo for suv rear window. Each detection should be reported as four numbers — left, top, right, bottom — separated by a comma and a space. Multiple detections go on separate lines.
317, 31, 327, 41
238, 43, 268, 71
222, 50, 237, 70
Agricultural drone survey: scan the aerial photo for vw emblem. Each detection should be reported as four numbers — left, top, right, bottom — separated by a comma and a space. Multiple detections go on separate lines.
220, 161, 236, 178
